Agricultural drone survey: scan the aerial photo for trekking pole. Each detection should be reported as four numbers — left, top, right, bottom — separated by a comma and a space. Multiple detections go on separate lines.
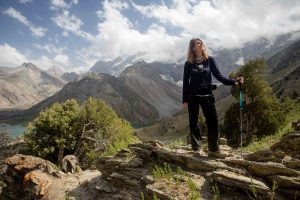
238, 74, 243, 148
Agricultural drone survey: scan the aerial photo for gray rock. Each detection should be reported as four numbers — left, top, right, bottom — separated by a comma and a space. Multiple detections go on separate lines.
245, 149, 278, 162
212, 170, 270, 195
248, 162, 300, 177
268, 175, 300, 189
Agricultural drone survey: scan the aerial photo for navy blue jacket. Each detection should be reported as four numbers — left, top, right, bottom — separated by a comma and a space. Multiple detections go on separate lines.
182, 56, 235, 103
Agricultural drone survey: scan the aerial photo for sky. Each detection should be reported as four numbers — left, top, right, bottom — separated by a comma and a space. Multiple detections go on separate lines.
0, 0, 300, 72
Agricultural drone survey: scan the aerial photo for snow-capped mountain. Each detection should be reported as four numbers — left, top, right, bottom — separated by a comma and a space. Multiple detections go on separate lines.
89, 53, 145, 76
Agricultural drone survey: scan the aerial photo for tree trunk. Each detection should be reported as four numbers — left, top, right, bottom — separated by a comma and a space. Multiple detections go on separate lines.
58, 144, 64, 164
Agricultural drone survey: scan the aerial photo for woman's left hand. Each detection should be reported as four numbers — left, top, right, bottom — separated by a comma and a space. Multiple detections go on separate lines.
236, 76, 244, 84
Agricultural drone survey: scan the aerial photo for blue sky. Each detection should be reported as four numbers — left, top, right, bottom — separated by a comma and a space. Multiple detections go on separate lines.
1, 0, 300, 72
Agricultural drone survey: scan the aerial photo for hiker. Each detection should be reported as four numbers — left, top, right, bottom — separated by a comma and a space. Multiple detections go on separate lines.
182, 38, 243, 157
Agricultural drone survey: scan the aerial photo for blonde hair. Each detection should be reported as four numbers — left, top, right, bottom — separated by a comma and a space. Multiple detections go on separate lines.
187, 38, 209, 63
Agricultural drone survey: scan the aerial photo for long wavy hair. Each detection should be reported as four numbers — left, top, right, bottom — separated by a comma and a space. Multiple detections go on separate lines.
187, 38, 209, 63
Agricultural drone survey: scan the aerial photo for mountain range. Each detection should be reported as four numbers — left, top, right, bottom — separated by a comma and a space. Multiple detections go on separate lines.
0, 63, 66, 109
0, 34, 299, 126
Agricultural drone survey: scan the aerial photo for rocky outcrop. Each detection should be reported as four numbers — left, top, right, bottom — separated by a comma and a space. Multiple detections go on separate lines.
1, 132, 300, 199
96, 132, 300, 199
245, 132, 300, 169
1, 154, 102, 200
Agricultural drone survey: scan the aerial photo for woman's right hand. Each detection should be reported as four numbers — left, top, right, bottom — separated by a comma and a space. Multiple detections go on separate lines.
183, 102, 188, 110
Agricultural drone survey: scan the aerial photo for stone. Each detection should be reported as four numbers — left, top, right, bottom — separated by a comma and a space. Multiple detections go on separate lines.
248, 162, 300, 177
24, 170, 52, 197
61, 155, 80, 174
283, 159, 300, 170
4, 154, 56, 175
186, 156, 232, 171
212, 170, 270, 195
245, 149, 278, 162
129, 147, 152, 158
222, 159, 254, 168
110, 172, 140, 188
268, 175, 300, 189
145, 140, 164, 148
154, 148, 188, 165
270, 132, 300, 157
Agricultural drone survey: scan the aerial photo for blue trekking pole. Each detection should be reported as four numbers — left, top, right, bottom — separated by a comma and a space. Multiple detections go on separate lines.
238, 74, 243, 148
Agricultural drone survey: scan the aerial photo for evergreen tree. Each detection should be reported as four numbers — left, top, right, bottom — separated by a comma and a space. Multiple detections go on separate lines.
25, 99, 80, 163
222, 58, 285, 146
25, 97, 135, 167
75, 97, 135, 167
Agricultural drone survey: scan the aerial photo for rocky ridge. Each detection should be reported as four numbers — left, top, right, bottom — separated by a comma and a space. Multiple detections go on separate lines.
1, 131, 300, 199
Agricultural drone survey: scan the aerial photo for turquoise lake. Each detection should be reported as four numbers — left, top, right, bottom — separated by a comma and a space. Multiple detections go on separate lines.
0, 123, 27, 138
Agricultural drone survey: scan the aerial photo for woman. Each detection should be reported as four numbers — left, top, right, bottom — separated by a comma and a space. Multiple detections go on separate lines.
182, 38, 243, 157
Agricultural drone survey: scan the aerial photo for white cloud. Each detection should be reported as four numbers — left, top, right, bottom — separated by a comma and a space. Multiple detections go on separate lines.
72, 0, 79, 5
0, 43, 70, 70
30, 55, 54, 70
54, 54, 69, 65
77, 0, 190, 68
3, 7, 47, 37
31, 54, 70, 70
19, 0, 33, 4
50, 0, 79, 10
0, 44, 28, 67
52, 10, 93, 40
33, 43, 66, 54
132, 0, 300, 49
50, 0, 68, 9
75, 0, 300, 69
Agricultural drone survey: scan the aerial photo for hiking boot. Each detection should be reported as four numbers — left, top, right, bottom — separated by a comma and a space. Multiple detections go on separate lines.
208, 150, 228, 159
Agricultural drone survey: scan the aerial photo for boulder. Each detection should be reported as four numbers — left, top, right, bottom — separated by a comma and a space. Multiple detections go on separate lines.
4, 154, 57, 175
24, 170, 53, 197
62, 155, 80, 174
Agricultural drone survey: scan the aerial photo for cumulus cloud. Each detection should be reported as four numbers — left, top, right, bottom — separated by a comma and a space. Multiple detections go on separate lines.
52, 10, 93, 40
74, 0, 300, 69
77, 0, 191, 68
54, 54, 69, 65
50, 0, 79, 10
33, 43, 66, 54
31, 54, 71, 70
19, 0, 33, 4
0, 43, 70, 70
132, 0, 300, 49
0, 44, 28, 67
51, 0, 68, 9
2, 7, 47, 37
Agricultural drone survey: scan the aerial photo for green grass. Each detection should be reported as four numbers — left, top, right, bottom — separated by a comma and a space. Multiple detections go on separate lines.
152, 164, 200, 199
152, 162, 173, 181
168, 138, 185, 149
242, 103, 300, 152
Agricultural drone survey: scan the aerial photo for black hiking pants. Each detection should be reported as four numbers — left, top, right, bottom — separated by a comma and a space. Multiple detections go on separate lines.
188, 94, 219, 152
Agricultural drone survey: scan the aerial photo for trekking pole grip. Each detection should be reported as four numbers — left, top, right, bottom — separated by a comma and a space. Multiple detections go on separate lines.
238, 73, 242, 90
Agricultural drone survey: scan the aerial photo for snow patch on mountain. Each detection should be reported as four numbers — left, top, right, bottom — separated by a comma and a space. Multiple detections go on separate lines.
235, 57, 244, 66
